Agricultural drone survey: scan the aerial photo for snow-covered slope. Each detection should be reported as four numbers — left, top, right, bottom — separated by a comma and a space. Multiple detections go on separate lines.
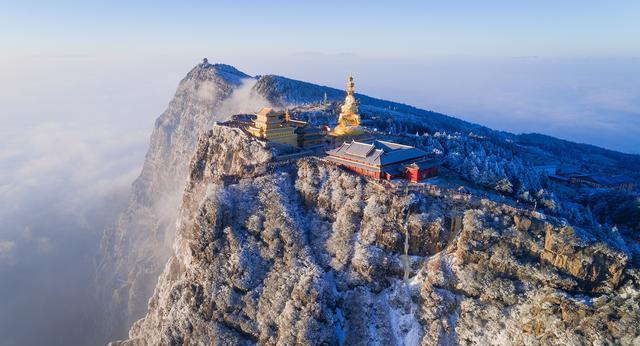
254, 74, 491, 135
109, 125, 639, 345
96, 61, 268, 341
98, 62, 640, 345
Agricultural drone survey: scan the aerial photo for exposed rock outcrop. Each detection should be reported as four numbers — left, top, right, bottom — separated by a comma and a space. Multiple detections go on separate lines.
96, 62, 268, 340
97, 62, 496, 342
111, 125, 640, 345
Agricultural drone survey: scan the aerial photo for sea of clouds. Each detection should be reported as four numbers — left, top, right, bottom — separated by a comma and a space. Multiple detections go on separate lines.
0, 54, 638, 345
0, 57, 176, 346
0, 123, 145, 346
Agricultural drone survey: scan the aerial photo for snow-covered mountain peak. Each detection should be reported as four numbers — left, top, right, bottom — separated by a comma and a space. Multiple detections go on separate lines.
185, 62, 253, 87
101, 61, 640, 346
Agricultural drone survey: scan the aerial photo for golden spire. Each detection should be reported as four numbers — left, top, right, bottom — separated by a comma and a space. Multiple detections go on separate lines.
332, 74, 362, 136
347, 75, 354, 96
284, 107, 290, 122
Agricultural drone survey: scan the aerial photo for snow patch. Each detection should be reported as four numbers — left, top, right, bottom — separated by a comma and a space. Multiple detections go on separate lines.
384, 281, 423, 346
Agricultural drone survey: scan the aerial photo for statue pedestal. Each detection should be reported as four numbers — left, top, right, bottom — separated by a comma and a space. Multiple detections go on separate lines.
327, 129, 374, 148
331, 124, 363, 136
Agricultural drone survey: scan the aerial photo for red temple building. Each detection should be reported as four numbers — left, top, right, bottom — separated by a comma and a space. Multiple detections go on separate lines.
404, 161, 439, 182
326, 140, 439, 182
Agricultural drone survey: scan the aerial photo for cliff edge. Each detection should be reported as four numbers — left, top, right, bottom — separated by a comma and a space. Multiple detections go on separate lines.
110, 125, 639, 345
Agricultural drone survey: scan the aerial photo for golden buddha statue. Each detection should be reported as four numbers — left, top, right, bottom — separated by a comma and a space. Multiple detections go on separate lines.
332, 75, 362, 136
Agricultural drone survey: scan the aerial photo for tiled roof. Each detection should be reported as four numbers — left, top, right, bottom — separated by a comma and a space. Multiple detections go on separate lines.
327, 140, 427, 166
257, 107, 275, 116
288, 119, 308, 128
346, 142, 375, 157
373, 140, 413, 151
296, 125, 323, 134
405, 159, 440, 170
326, 155, 379, 172
379, 147, 427, 166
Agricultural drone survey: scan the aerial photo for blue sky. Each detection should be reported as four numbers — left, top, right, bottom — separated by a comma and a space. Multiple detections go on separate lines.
0, 3, 639, 344
1, 1, 639, 153
3, 1, 640, 59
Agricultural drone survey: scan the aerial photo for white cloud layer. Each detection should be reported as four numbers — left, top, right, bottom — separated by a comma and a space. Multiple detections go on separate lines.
0, 55, 638, 345
0, 121, 148, 346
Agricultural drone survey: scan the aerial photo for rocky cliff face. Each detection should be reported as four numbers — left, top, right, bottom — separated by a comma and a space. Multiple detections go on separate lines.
96, 62, 270, 340
97, 63, 511, 342
110, 125, 639, 345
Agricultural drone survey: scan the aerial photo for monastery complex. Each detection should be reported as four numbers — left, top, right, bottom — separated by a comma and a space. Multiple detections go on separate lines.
246, 108, 324, 148
242, 75, 439, 183
326, 140, 438, 183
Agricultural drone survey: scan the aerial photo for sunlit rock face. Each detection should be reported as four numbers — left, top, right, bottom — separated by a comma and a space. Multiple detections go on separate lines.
109, 125, 639, 346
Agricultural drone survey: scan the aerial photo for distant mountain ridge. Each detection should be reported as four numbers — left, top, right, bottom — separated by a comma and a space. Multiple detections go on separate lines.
516, 133, 640, 172
253, 72, 639, 175
253, 74, 493, 135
